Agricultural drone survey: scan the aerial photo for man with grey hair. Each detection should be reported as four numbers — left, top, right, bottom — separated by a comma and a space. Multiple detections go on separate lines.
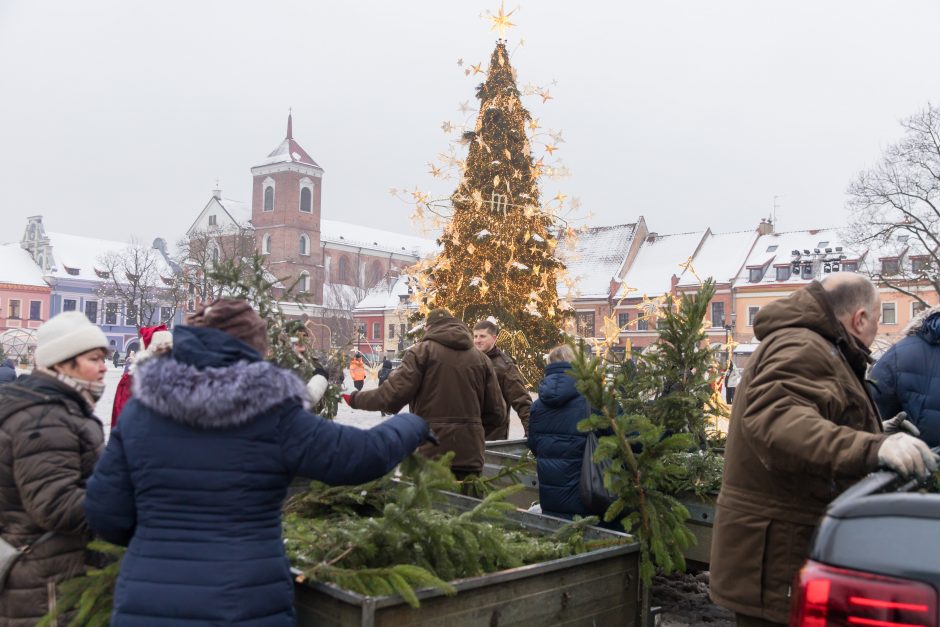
710, 273, 938, 627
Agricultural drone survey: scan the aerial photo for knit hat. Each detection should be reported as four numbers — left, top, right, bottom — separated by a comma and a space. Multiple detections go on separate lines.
35, 311, 110, 368
185, 298, 269, 355
426, 308, 453, 326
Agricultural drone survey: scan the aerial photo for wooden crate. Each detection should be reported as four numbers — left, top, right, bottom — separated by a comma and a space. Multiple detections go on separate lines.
483, 440, 716, 569
292, 491, 642, 626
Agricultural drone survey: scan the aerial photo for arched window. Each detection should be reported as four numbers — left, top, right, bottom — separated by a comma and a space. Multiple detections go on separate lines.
369, 260, 383, 286
263, 186, 274, 212
300, 187, 312, 213
299, 272, 309, 293
338, 256, 349, 282
211, 245, 220, 265
262, 234, 272, 255
299, 233, 309, 256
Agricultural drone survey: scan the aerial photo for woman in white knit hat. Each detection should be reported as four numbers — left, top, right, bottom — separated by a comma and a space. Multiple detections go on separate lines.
0, 311, 109, 626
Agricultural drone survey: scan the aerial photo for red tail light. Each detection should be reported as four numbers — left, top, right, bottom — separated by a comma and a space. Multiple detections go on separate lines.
791, 560, 937, 627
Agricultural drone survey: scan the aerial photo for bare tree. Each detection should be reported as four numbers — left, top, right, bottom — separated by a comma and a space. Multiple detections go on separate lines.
847, 103, 940, 302
178, 226, 257, 307
322, 282, 368, 349
96, 241, 185, 331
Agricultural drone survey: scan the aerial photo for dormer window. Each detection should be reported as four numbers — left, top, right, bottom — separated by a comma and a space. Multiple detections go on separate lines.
64, 266, 80, 276
881, 259, 900, 276
748, 267, 765, 283
95, 269, 110, 279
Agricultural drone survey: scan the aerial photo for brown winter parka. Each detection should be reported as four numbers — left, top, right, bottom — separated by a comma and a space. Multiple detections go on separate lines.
0, 372, 104, 626
350, 315, 505, 474
483, 346, 532, 440
709, 282, 886, 624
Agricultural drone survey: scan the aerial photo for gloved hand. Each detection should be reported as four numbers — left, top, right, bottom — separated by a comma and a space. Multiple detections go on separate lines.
306, 367, 330, 405
341, 394, 353, 406
877, 432, 939, 479
883, 411, 921, 436
425, 428, 440, 446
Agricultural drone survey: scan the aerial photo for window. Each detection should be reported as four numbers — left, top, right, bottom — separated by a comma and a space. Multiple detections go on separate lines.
801, 262, 813, 280
372, 322, 381, 339
29, 301, 41, 321
388, 324, 395, 339
211, 246, 219, 265
64, 266, 79, 276
711, 302, 725, 328
262, 233, 272, 255
369, 260, 383, 286
881, 259, 900, 276
617, 313, 629, 329
912, 257, 929, 274
63, 299, 77, 311
747, 306, 760, 327
912, 301, 928, 318
576, 312, 595, 337
400, 323, 406, 339
775, 266, 791, 281
300, 187, 312, 213
263, 186, 274, 212
126, 304, 138, 326
105, 302, 118, 325
817, 241, 829, 249
338, 256, 349, 282
8, 300, 20, 319
299, 234, 309, 256
298, 272, 310, 293
842, 261, 858, 272
766, 245, 778, 252
636, 317, 649, 331
656, 319, 667, 330
748, 267, 765, 283
881, 302, 897, 325
160, 306, 174, 325
208, 214, 217, 226
85, 300, 98, 323
187, 299, 196, 313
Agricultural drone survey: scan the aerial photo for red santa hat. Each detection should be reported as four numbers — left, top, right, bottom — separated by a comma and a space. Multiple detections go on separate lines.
140, 324, 172, 350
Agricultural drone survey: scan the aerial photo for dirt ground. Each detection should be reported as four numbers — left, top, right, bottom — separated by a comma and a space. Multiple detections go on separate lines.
652, 572, 735, 626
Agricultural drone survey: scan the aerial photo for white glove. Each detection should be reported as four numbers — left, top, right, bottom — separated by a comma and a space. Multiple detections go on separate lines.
882, 411, 921, 436
877, 433, 939, 479
306, 373, 329, 405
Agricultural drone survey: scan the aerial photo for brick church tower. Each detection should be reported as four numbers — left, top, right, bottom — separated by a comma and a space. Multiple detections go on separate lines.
250, 114, 325, 304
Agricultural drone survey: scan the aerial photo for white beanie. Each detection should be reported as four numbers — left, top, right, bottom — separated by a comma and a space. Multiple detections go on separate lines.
35, 311, 110, 368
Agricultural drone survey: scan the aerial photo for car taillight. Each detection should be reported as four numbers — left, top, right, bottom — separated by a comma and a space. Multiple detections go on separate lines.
791, 560, 937, 627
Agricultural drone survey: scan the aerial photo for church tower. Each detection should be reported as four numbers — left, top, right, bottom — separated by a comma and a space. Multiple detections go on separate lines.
250, 113, 324, 304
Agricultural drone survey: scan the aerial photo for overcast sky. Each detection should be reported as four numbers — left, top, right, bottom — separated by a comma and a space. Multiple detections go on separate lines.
2, 0, 939, 246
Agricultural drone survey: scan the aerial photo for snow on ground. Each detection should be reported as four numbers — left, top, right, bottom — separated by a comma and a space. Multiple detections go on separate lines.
97, 367, 528, 441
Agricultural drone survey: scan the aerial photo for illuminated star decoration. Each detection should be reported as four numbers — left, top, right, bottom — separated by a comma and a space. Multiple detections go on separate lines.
488, 1, 517, 39
458, 101, 474, 115
470, 62, 484, 75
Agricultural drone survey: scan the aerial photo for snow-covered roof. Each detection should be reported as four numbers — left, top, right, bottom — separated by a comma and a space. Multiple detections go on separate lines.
355, 275, 414, 311
258, 137, 321, 168
557, 223, 638, 299
323, 282, 366, 310
217, 197, 251, 226
677, 230, 758, 287
46, 232, 175, 282
0, 245, 48, 287
622, 230, 707, 297
321, 219, 437, 258
733, 228, 863, 286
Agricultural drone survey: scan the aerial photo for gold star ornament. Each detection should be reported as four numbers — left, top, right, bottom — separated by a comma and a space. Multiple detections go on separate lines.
489, 2, 517, 39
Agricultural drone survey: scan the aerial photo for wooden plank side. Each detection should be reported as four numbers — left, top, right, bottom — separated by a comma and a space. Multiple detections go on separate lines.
372, 553, 639, 627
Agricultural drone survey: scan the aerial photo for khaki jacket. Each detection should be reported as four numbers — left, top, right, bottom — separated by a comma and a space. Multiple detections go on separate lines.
0, 372, 104, 626
710, 282, 885, 623
484, 346, 532, 439
350, 315, 505, 473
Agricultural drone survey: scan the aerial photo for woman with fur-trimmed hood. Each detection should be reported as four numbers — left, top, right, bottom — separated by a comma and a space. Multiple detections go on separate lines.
870, 303, 940, 447
85, 299, 429, 626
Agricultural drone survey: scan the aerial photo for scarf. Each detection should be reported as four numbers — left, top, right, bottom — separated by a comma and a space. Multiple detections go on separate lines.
38, 368, 106, 409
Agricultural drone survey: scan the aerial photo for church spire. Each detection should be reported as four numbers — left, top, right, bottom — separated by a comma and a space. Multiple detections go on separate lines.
287, 108, 293, 140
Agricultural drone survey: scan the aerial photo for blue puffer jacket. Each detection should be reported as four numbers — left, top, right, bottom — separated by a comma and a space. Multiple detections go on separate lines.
85, 326, 428, 626
870, 306, 940, 448
526, 361, 591, 517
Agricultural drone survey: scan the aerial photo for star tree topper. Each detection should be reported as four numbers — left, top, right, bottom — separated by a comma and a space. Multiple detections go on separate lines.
488, 2, 517, 39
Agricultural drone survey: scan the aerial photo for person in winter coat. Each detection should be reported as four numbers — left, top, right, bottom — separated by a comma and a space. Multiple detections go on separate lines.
473, 319, 532, 439
378, 358, 393, 385
83, 299, 428, 627
0, 311, 110, 626
526, 344, 591, 518
349, 352, 367, 391
710, 274, 938, 627
0, 357, 17, 383
110, 324, 173, 429
346, 308, 505, 479
870, 304, 940, 448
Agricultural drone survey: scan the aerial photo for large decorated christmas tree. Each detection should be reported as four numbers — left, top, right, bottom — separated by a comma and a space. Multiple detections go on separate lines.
413, 34, 568, 384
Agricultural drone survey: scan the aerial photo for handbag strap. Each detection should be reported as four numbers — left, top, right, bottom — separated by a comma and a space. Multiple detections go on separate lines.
21, 531, 55, 554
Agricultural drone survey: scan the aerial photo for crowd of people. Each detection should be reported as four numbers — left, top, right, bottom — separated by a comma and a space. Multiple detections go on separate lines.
2, 272, 939, 625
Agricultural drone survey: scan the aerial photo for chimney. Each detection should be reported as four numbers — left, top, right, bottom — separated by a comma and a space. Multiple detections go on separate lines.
212, 187, 222, 200
757, 218, 774, 236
